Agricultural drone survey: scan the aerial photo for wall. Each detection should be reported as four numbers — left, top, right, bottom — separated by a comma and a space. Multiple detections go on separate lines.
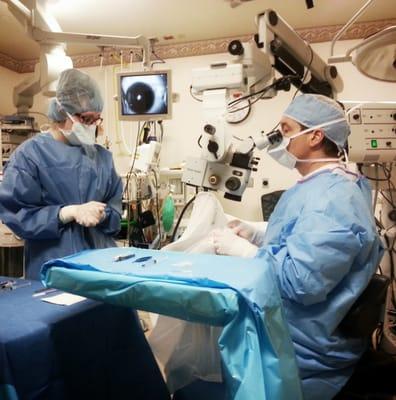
2, 39, 395, 220
0, 65, 21, 115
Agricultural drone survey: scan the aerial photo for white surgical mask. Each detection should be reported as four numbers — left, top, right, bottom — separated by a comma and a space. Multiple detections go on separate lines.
60, 122, 96, 146
56, 98, 96, 146
267, 136, 298, 169
267, 117, 347, 169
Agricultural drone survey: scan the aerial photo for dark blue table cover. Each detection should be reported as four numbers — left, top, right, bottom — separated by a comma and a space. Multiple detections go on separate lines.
0, 277, 170, 400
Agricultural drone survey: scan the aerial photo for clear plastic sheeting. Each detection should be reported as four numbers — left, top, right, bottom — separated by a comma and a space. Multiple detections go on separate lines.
149, 317, 223, 390
151, 192, 225, 390
151, 192, 256, 391
164, 192, 228, 253
41, 246, 302, 400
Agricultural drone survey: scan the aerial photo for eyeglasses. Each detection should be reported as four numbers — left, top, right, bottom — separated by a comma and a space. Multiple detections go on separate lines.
74, 113, 103, 126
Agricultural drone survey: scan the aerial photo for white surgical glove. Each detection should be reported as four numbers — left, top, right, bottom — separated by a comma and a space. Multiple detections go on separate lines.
212, 228, 258, 258
59, 201, 106, 227
227, 219, 263, 246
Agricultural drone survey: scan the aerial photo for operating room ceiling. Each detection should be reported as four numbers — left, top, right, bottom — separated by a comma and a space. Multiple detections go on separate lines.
0, 0, 395, 61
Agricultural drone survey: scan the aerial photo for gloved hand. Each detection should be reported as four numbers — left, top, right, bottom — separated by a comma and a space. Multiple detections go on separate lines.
227, 219, 262, 246
59, 201, 106, 227
212, 228, 258, 258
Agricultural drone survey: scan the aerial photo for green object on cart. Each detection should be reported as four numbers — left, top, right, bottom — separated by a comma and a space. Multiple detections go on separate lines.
121, 219, 136, 228
162, 195, 175, 232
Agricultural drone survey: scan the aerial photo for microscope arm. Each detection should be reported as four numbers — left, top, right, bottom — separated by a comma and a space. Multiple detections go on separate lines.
256, 9, 343, 98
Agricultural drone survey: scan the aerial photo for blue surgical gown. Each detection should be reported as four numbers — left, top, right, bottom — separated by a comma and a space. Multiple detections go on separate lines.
256, 169, 384, 400
0, 133, 122, 280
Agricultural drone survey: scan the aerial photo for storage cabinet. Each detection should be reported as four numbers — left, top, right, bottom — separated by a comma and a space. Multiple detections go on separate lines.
0, 119, 34, 277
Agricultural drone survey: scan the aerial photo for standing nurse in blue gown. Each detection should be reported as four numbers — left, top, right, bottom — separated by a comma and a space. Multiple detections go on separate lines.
0, 68, 122, 280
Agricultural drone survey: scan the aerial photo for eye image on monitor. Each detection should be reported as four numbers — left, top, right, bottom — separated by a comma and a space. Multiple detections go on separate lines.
118, 70, 172, 121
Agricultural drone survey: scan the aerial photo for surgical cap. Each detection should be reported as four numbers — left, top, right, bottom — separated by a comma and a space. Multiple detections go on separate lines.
48, 69, 103, 121
283, 94, 350, 148
47, 98, 66, 122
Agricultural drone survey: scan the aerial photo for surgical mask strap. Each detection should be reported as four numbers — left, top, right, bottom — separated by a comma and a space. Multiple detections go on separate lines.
274, 118, 347, 163
345, 102, 365, 117
55, 98, 76, 124
284, 117, 348, 164
289, 117, 348, 140
341, 147, 349, 165
65, 111, 76, 124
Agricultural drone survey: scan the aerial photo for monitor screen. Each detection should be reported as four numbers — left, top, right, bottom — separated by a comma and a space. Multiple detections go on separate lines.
118, 70, 172, 121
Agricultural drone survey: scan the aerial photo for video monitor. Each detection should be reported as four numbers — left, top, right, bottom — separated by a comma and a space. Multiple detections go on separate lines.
118, 70, 172, 121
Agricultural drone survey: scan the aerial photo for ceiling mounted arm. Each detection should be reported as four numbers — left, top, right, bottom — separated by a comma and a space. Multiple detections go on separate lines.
1, 0, 152, 113
329, 0, 374, 61
31, 29, 152, 68
257, 9, 343, 97
3, 0, 152, 68
3, 0, 31, 25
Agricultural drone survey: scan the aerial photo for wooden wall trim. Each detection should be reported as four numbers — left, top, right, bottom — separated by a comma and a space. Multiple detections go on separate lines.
2, 18, 395, 73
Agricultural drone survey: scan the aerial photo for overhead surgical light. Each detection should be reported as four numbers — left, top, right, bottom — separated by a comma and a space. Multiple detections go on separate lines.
305, 0, 314, 9
226, 0, 254, 8
328, 0, 396, 83
352, 27, 396, 82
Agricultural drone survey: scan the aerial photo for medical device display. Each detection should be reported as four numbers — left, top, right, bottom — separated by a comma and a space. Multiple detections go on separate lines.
118, 70, 172, 121
345, 101, 396, 357
345, 102, 396, 163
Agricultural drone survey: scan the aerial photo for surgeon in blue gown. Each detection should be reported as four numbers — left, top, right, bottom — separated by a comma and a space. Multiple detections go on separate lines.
0, 68, 122, 280
213, 94, 384, 400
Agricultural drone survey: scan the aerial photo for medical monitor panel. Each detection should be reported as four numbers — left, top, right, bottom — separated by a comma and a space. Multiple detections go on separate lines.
118, 70, 172, 121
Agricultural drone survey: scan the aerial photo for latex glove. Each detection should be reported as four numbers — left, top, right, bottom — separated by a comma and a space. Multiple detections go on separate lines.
59, 201, 106, 227
227, 219, 262, 246
212, 228, 258, 258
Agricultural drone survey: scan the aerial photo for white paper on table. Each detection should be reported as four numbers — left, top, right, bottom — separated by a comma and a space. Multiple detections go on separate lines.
41, 293, 86, 306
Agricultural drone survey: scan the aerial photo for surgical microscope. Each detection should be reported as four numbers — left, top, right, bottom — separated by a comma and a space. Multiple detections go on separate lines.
182, 9, 343, 201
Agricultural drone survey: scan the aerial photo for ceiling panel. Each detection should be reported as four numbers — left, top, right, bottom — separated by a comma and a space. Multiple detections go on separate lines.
0, 0, 395, 61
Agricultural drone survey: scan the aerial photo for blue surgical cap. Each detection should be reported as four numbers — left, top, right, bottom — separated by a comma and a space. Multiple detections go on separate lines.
283, 94, 350, 148
47, 98, 66, 122
48, 69, 103, 121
